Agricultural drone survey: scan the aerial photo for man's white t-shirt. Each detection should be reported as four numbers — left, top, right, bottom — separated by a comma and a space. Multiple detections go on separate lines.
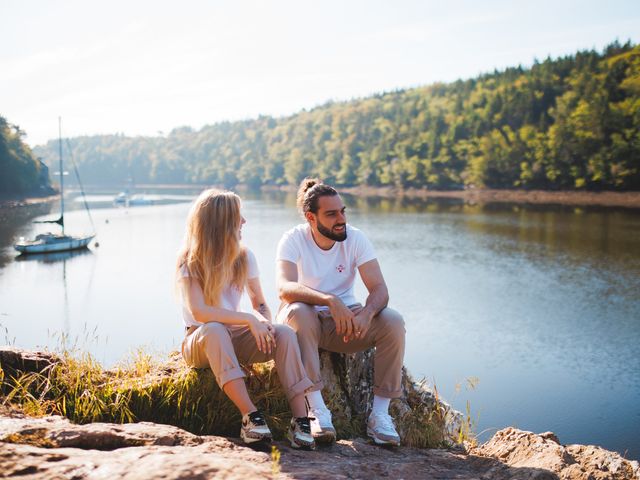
276, 223, 376, 310
180, 248, 259, 327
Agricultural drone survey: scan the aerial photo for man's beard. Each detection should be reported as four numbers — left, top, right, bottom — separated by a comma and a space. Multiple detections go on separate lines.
316, 219, 347, 242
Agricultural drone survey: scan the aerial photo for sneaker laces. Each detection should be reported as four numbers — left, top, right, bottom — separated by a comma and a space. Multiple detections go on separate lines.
373, 412, 396, 432
248, 411, 267, 426
308, 406, 331, 424
294, 417, 312, 434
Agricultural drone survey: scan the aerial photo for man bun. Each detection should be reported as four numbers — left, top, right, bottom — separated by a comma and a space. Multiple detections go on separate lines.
296, 177, 320, 210
296, 177, 338, 215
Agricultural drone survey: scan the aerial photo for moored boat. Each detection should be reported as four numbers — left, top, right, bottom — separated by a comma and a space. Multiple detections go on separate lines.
14, 232, 94, 254
14, 118, 96, 255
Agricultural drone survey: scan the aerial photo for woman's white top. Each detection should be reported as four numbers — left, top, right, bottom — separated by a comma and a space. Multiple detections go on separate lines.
179, 249, 259, 327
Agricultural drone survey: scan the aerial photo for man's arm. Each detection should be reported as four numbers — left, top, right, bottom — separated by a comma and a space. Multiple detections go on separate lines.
276, 259, 355, 336
352, 259, 389, 340
276, 260, 332, 306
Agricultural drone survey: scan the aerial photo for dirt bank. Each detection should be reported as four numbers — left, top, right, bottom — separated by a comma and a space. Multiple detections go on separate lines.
261, 184, 640, 209
338, 186, 640, 209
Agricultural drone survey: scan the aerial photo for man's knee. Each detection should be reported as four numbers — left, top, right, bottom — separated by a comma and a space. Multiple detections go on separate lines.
273, 324, 297, 344
377, 308, 406, 338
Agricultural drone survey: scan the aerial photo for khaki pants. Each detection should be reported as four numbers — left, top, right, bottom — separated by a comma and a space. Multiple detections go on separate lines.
182, 322, 313, 401
278, 303, 406, 398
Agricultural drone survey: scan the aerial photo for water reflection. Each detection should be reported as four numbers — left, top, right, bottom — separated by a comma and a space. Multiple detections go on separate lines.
339, 194, 640, 278
14, 249, 93, 264
0, 202, 54, 268
14, 249, 95, 336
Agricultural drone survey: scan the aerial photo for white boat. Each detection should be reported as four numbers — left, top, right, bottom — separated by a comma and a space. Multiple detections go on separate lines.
113, 192, 129, 205
113, 192, 154, 206
14, 232, 94, 254
129, 194, 154, 206
14, 118, 95, 255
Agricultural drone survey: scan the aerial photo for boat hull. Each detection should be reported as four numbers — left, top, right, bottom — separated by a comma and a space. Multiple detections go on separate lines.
14, 235, 94, 254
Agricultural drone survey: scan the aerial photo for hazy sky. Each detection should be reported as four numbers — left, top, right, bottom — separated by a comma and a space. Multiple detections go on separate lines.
2, 0, 639, 146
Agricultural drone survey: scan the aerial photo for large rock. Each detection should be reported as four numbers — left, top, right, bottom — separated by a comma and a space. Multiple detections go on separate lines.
472, 427, 640, 480
0, 347, 57, 378
0, 411, 203, 449
0, 347, 459, 448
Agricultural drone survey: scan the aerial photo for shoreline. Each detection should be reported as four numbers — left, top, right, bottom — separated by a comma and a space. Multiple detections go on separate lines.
3, 186, 640, 209
0, 193, 59, 209
261, 185, 640, 209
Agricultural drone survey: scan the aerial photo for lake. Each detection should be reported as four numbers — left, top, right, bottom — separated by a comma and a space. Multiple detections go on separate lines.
0, 188, 638, 459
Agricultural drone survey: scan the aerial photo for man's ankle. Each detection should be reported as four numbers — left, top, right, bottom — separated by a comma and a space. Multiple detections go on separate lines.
371, 395, 391, 416
305, 390, 328, 411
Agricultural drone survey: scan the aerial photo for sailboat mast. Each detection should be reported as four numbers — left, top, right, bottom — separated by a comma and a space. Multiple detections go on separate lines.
58, 116, 65, 235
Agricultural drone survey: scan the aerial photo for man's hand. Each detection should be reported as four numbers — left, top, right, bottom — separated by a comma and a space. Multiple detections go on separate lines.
352, 308, 372, 340
347, 305, 373, 342
328, 295, 354, 339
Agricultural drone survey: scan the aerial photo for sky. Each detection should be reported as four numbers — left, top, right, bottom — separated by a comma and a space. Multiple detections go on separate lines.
2, 0, 639, 146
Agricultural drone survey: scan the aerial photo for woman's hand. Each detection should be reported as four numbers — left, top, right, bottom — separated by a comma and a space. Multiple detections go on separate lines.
248, 314, 276, 354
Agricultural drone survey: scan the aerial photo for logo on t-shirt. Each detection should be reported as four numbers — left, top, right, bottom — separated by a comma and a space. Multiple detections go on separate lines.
336, 264, 345, 273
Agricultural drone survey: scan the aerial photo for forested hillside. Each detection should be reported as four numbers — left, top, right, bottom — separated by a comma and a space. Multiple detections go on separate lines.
0, 117, 51, 196
34, 41, 640, 190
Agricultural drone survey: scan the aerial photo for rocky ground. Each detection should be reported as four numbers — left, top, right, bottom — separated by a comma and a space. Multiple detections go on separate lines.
1, 405, 638, 480
1, 348, 638, 479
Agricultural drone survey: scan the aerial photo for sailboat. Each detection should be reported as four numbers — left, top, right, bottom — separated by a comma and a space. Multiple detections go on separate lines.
14, 118, 95, 254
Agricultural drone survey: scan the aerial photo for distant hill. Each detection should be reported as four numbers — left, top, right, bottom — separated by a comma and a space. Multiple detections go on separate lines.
0, 116, 51, 197
34, 41, 639, 191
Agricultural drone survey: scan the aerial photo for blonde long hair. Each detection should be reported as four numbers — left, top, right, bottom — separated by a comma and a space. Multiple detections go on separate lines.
176, 189, 248, 306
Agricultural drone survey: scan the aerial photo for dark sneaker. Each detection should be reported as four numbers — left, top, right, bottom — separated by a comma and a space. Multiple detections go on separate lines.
240, 410, 272, 445
307, 406, 337, 444
288, 417, 316, 450
367, 412, 401, 446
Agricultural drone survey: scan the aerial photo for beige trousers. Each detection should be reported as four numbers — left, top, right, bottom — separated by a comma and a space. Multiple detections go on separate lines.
181, 322, 313, 401
278, 303, 406, 398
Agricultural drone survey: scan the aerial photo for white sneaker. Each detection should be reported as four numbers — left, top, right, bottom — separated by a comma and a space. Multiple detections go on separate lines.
367, 412, 400, 446
307, 406, 336, 443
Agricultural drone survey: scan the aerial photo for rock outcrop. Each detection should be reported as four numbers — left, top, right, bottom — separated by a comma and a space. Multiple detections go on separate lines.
472, 428, 640, 480
2, 347, 639, 479
0, 347, 459, 448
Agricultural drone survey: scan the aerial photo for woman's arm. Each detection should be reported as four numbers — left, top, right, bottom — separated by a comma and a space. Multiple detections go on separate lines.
180, 277, 255, 326
247, 277, 273, 322
180, 277, 274, 353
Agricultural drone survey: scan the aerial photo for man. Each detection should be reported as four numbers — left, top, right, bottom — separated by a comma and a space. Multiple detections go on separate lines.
275, 178, 406, 446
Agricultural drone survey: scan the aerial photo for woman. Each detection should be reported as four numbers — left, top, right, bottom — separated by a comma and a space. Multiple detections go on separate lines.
177, 189, 315, 449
